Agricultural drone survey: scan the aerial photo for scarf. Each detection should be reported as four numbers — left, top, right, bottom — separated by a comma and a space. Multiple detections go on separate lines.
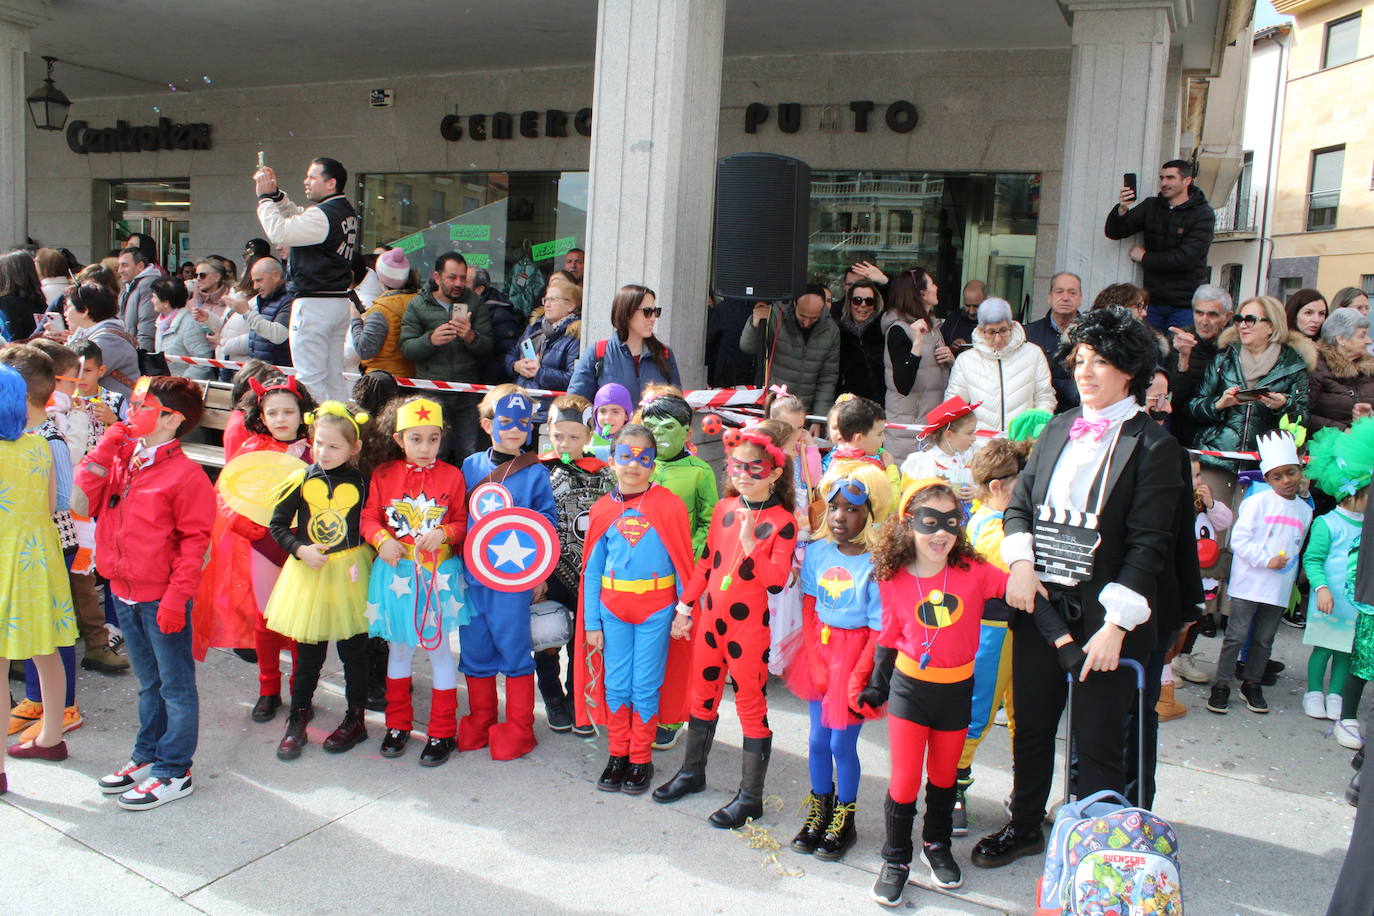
527, 312, 576, 357
841, 308, 881, 338
1239, 342, 1281, 387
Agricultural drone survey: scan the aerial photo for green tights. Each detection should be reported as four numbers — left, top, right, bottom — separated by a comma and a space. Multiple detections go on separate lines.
1309, 647, 1352, 694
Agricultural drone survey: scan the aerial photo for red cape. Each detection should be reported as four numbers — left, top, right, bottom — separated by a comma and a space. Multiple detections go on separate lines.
573, 484, 697, 727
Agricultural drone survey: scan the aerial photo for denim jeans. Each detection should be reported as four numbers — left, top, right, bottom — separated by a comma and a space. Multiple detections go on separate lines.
115, 598, 198, 779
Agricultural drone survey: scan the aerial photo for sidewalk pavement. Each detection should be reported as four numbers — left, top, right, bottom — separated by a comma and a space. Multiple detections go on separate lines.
2, 621, 1356, 915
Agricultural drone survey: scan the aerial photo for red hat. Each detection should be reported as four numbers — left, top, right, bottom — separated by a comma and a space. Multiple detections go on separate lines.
918, 396, 981, 440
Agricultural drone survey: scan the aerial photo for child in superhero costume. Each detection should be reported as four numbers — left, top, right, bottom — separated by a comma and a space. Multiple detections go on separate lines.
589, 382, 632, 462
192, 375, 315, 724
459, 385, 558, 761
858, 480, 1011, 906
784, 461, 893, 861
574, 424, 696, 794
539, 394, 613, 736
362, 396, 469, 767
653, 420, 799, 828
264, 403, 375, 761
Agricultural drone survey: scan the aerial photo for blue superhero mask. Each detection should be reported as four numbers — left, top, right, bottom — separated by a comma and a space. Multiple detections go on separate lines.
614, 442, 656, 468
823, 477, 870, 506
494, 393, 533, 433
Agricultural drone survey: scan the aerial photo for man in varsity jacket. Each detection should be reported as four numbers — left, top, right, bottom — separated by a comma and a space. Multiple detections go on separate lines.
254, 157, 359, 401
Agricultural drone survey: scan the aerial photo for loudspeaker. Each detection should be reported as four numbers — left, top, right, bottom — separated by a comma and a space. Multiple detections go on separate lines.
712, 153, 810, 301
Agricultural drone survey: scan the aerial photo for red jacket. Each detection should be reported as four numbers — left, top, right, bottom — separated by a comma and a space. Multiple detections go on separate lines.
76, 422, 216, 615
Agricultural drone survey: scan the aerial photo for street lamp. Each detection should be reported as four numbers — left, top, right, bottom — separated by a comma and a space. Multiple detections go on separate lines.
27, 56, 71, 132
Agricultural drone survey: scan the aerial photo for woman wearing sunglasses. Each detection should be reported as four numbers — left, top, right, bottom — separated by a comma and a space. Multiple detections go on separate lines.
568, 284, 681, 406
1189, 295, 1314, 477
835, 281, 887, 404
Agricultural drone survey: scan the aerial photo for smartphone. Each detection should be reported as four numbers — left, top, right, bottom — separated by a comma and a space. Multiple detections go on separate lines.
257, 150, 265, 169
519, 338, 537, 361
1123, 172, 1138, 201
451, 302, 469, 322
1236, 386, 1272, 402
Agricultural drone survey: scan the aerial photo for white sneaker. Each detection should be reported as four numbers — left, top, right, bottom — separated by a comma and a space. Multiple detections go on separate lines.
993, 707, 1009, 727
1327, 694, 1344, 721
1336, 719, 1365, 750
1172, 653, 1210, 684
117, 772, 193, 810
98, 759, 152, 795
1303, 691, 1328, 719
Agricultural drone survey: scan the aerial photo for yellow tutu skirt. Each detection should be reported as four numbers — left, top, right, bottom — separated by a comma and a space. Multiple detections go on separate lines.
264, 545, 373, 643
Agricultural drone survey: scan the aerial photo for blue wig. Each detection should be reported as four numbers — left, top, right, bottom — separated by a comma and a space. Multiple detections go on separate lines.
0, 364, 27, 441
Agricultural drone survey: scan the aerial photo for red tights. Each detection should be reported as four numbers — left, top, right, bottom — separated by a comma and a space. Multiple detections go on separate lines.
887, 715, 967, 805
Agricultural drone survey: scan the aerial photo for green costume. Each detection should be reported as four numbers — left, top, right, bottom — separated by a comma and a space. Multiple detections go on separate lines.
652, 451, 718, 555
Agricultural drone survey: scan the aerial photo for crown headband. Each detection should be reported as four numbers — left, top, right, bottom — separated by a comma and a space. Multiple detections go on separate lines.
305, 400, 369, 434
248, 375, 302, 400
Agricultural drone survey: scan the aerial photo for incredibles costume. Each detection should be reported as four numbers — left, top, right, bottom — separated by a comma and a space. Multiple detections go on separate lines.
574, 482, 695, 788
459, 393, 560, 761
191, 430, 309, 708
266, 456, 375, 757
863, 558, 1009, 874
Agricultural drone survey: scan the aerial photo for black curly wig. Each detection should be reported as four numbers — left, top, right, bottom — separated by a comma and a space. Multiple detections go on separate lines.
1054, 306, 1158, 404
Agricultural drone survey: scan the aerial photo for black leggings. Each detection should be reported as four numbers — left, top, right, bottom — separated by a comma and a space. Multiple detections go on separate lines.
291, 633, 369, 710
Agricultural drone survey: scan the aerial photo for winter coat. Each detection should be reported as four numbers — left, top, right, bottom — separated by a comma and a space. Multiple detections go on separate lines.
1103, 185, 1216, 312
1164, 326, 1222, 447
154, 308, 214, 381
739, 301, 841, 416
1022, 313, 1078, 410
398, 286, 493, 382
944, 322, 1056, 432
506, 314, 582, 393
482, 288, 523, 384
838, 313, 887, 404
118, 265, 160, 350
1188, 328, 1316, 470
1309, 341, 1374, 431
359, 290, 415, 378
567, 335, 682, 404
882, 311, 950, 460
70, 318, 140, 397
0, 293, 40, 341
246, 284, 294, 367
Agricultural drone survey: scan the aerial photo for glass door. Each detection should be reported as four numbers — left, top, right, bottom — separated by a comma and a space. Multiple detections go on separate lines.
108, 180, 190, 272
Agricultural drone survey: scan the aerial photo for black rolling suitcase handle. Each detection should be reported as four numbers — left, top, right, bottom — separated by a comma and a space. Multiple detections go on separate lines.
1062, 657, 1147, 809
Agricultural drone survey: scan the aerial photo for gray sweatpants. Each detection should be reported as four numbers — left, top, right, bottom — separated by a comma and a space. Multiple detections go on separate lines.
1214, 597, 1283, 685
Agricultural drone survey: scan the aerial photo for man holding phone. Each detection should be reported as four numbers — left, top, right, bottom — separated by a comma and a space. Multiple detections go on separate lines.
399, 251, 493, 461
1104, 159, 1215, 331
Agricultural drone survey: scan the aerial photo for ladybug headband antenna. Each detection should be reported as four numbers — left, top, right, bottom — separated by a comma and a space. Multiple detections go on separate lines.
248, 374, 302, 400
304, 400, 370, 434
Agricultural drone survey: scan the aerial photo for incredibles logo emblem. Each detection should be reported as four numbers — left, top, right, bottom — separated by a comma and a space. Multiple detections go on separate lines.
916, 592, 964, 629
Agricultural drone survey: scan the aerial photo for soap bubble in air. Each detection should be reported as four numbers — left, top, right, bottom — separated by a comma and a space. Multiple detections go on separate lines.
202, 75, 213, 84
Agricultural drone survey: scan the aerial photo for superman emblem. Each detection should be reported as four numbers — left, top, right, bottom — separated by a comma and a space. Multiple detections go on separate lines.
818, 566, 855, 602
615, 516, 652, 546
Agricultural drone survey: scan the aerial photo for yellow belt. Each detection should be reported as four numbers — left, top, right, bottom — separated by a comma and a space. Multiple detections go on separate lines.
896, 653, 975, 684
402, 543, 453, 565
601, 575, 676, 594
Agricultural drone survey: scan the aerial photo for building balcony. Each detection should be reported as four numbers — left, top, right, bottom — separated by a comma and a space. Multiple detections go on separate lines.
1215, 193, 1258, 234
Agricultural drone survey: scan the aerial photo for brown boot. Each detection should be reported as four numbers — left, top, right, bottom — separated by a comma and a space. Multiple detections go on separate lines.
1156, 683, 1187, 722
276, 706, 313, 760
322, 706, 368, 753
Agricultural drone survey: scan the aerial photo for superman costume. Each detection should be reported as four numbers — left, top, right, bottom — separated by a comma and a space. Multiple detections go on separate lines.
574, 484, 696, 766
458, 446, 558, 761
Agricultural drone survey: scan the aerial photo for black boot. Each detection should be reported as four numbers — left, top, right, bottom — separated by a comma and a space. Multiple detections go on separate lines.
276, 706, 312, 761
653, 717, 716, 803
791, 789, 833, 854
814, 799, 857, 861
322, 706, 368, 753
709, 735, 771, 829
252, 694, 282, 723
535, 651, 571, 732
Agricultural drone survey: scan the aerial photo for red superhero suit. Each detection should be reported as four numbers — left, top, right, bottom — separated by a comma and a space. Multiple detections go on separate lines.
192, 432, 309, 702
681, 496, 798, 738
573, 485, 696, 763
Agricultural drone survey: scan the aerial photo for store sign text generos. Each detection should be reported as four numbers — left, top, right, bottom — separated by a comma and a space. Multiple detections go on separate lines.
437, 100, 917, 141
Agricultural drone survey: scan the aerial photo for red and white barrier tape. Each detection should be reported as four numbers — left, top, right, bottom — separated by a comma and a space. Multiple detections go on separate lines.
165, 355, 768, 407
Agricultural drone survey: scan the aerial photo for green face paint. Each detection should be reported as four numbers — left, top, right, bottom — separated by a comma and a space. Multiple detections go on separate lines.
644, 415, 688, 458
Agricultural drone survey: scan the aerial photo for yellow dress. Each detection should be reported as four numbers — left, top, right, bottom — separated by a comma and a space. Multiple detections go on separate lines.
0, 435, 77, 660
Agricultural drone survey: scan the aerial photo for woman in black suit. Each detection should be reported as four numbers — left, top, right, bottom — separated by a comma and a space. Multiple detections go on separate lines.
970, 307, 1189, 867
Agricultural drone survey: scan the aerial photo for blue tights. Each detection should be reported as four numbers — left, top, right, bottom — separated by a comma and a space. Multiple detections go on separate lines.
807, 700, 864, 803
25, 644, 76, 707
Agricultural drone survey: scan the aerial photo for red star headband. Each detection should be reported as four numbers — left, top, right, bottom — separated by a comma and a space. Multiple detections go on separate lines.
397, 397, 443, 431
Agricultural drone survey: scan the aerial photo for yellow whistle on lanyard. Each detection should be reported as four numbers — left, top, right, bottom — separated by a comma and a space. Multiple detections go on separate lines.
820, 625, 831, 645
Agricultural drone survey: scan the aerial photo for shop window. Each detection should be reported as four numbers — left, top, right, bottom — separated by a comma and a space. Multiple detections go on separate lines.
1308, 146, 1345, 231
1219, 263, 1243, 305
1362, 274, 1374, 295
810, 170, 1040, 318
1323, 13, 1361, 69
1278, 277, 1303, 301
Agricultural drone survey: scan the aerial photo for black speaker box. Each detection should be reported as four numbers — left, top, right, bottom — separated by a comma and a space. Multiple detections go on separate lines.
712, 153, 810, 301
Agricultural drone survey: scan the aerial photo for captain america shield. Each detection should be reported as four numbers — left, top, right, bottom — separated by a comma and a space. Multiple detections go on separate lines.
464, 508, 560, 592
468, 482, 513, 521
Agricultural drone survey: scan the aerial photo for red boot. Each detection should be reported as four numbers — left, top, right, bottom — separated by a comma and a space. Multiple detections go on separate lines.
489, 674, 538, 761
385, 677, 413, 732
630, 712, 658, 765
457, 676, 497, 751
429, 688, 458, 740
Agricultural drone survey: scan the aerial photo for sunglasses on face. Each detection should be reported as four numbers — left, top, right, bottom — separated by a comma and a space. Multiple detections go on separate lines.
639, 306, 663, 319
1237, 314, 1271, 327
906, 506, 962, 535
850, 296, 877, 307
195, 272, 210, 279
727, 456, 773, 480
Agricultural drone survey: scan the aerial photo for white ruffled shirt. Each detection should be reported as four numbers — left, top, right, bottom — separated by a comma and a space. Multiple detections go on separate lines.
1002, 395, 1151, 631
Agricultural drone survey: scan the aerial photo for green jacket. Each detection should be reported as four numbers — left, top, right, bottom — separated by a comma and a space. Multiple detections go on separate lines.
1188, 328, 1316, 470
398, 286, 493, 381
653, 451, 719, 555
739, 302, 842, 416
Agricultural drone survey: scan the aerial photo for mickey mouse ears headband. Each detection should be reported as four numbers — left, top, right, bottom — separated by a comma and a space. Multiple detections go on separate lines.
304, 400, 369, 434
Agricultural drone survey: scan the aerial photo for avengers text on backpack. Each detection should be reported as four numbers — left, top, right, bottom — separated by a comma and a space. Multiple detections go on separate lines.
1034, 659, 1184, 916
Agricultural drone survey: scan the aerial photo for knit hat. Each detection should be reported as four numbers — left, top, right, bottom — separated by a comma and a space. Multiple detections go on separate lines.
1256, 430, 1301, 476
376, 248, 410, 289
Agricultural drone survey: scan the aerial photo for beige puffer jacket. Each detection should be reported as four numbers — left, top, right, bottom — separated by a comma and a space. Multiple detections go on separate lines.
944, 322, 1056, 432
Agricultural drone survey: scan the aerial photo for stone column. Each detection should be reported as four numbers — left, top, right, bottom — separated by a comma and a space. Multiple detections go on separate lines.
583, 0, 725, 389
0, 1, 48, 249
1054, 0, 1188, 303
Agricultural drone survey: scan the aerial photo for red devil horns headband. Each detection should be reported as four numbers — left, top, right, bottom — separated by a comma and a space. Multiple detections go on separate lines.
722, 425, 786, 470
248, 375, 302, 400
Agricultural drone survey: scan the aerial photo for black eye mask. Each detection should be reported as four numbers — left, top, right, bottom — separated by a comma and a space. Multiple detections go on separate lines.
907, 507, 961, 535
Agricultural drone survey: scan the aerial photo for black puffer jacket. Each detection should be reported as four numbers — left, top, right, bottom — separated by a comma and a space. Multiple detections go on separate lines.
1104, 185, 1215, 311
